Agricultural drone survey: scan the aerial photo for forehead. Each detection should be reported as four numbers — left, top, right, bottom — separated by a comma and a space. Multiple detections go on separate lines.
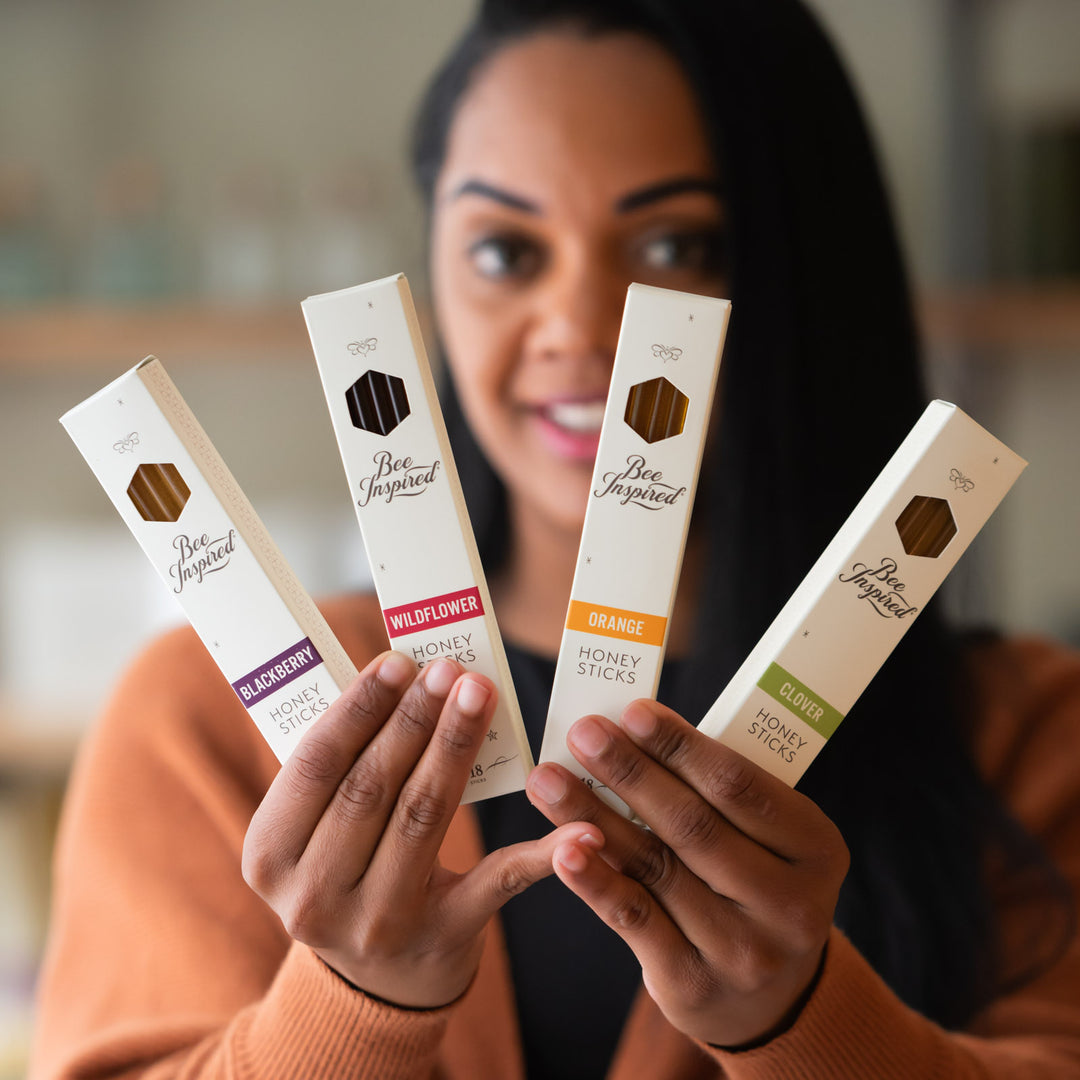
435, 30, 716, 211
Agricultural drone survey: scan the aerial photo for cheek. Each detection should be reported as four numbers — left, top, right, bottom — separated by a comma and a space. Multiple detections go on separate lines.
431, 229, 520, 427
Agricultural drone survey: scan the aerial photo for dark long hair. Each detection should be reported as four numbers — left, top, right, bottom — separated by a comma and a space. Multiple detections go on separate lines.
413, 0, 1074, 1029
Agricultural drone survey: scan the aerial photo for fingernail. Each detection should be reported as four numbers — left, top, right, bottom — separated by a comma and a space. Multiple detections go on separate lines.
555, 842, 588, 874
378, 651, 415, 689
621, 703, 657, 740
578, 830, 604, 850
528, 766, 567, 805
424, 659, 459, 698
568, 717, 610, 759
456, 676, 490, 717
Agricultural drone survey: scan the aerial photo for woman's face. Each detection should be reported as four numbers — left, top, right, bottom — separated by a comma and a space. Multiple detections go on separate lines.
431, 30, 726, 537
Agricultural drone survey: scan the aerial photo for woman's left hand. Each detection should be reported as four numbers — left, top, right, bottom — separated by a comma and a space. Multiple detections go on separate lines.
526, 699, 850, 1049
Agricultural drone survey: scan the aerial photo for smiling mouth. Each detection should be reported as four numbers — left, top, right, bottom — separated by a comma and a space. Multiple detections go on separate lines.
530, 398, 607, 462
541, 400, 606, 434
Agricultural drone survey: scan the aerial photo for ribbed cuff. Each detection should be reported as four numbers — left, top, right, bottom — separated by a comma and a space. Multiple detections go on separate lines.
703, 929, 948, 1079
238, 941, 452, 1080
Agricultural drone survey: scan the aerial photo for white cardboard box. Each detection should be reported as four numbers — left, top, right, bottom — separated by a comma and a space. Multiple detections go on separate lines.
60, 358, 358, 762
700, 400, 1026, 784
540, 283, 731, 810
303, 274, 533, 802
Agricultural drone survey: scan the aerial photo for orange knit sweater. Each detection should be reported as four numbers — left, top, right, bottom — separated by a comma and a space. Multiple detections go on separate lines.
29, 594, 1080, 1079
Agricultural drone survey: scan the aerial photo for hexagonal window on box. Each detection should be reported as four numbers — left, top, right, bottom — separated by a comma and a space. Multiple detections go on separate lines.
624, 377, 689, 444
895, 495, 957, 558
346, 370, 410, 436
127, 463, 191, 522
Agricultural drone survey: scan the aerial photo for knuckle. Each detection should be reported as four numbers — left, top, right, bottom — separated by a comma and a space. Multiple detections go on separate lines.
603, 748, 649, 792
666, 797, 725, 852
396, 786, 448, 842
625, 838, 677, 892
393, 696, 437, 741
337, 682, 384, 732
334, 759, 386, 822
703, 758, 769, 817
285, 739, 340, 796
240, 838, 280, 898
650, 722, 695, 768
610, 890, 652, 934
436, 720, 479, 759
492, 855, 532, 900
281, 888, 324, 944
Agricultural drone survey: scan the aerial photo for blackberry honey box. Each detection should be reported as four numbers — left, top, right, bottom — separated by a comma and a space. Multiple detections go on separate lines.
60, 357, 359, 763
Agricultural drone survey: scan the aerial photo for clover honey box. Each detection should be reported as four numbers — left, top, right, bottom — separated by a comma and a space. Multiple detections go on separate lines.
699, 401, 1026, 785
303, 273, 533, 803
60, 358, 359, 763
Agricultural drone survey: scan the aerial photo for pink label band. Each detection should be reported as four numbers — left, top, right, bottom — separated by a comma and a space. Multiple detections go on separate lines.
383, 586, 484, 638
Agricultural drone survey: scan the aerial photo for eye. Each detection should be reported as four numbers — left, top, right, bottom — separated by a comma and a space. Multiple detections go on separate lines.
467, 233, 545, 281
637, 228, 728, 277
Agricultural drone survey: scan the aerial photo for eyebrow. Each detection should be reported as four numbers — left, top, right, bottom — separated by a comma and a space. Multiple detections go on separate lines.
450, 174, 723, 216
452, 180, 541, 214
615, 176, 723, 213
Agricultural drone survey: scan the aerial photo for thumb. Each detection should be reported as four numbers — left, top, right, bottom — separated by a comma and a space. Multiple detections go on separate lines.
454, 823, 606, 929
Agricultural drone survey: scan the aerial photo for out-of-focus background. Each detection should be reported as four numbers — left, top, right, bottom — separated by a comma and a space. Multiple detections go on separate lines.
1, 0, 1078, 1073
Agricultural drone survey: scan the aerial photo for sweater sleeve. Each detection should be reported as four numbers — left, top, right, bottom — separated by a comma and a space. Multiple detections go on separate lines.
28, 625, 452, 1080
703, 637, 1080, 1080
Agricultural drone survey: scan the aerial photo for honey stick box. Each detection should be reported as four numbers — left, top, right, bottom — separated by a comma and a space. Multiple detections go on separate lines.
540, 283, 732, 812
303, 273, 533, 803
699, 401, 1026, 784
60, 357, 359, 763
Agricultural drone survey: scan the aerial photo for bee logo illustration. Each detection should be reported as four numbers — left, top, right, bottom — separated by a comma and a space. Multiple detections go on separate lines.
348, 338, 379, 356
949, 468, 975, 493
651, 344, 683, 364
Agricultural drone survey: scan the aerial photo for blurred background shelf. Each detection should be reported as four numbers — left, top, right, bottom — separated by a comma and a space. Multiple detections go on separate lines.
0, 304, 311, 369
1, 285, 1078, 371
915, 282, 1080, 354
920, 282, 1080, 354
0, 299, 437, 370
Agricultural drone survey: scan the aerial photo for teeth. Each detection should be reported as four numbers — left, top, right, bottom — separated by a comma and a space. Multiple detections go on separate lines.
545, 401, 606, 433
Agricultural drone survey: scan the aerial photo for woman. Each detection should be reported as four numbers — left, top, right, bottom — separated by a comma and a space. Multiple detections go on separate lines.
30, 1, 1080, 1077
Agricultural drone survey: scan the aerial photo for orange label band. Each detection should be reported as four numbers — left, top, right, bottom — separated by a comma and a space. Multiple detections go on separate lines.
565, 600, 667, 646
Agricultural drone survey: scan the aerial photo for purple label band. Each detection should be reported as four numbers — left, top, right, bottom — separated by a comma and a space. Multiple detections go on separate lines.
231, 637, 323, 707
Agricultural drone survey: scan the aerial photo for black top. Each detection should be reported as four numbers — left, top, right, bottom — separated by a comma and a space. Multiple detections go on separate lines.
475, 644, 685, 1080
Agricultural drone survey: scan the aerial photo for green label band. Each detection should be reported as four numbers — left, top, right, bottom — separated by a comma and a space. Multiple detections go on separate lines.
757, 662, 845, 739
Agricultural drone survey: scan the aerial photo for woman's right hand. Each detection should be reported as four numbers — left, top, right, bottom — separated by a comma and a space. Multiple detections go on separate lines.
242, 650, 597, 1009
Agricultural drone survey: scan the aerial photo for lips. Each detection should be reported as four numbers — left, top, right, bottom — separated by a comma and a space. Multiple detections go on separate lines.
529, 395, 607, 461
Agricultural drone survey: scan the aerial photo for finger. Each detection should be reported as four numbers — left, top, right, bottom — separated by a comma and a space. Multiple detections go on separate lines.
618, 700, 842, 863
365, 672, 497, 891
564, 714, 785, 900
303, 658, 465, 883
248, 650, 417, 864
527, 760, 733, 938
550, 835, 700, 992
450, 823, 605, 935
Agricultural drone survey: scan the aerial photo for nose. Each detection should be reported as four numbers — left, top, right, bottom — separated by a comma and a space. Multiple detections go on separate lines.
524, 248, 624, 366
